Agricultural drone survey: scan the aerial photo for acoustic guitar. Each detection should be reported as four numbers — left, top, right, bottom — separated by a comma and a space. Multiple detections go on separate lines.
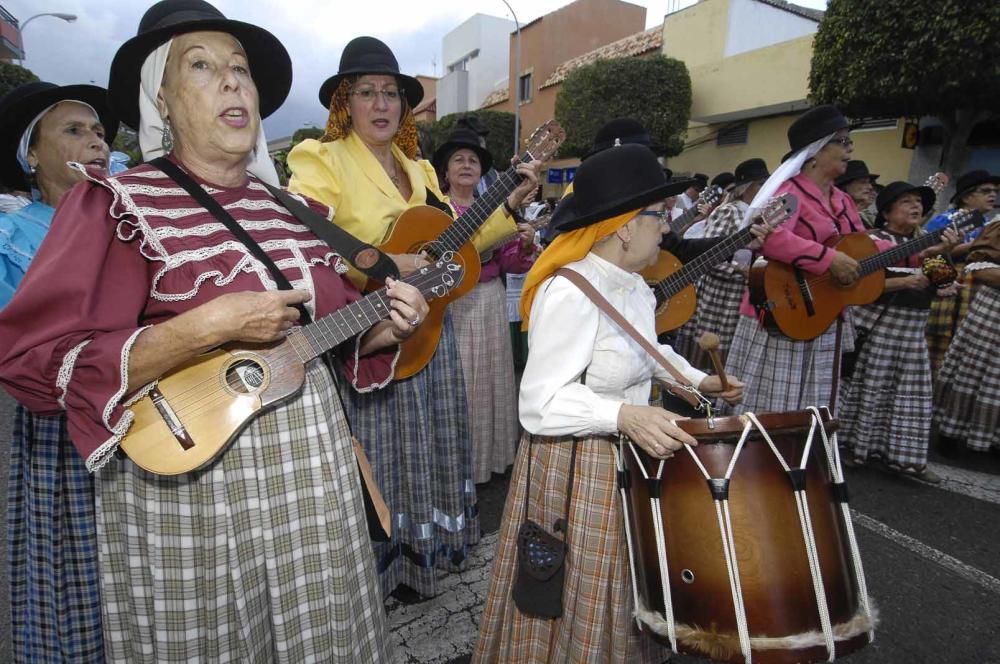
378, 121, 565, 379
640, 194, 798, 334
749, 208, 983, 340
668, 184, 724, 237
119, 256, 463, 475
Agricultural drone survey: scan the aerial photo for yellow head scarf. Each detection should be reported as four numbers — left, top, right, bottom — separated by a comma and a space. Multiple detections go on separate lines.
321, 77, 419, 160
519, 207, 641, 329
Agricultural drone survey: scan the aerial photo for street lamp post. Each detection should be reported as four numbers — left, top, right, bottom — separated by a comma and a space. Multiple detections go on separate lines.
499, 0, 521, 154
17, 12, 78, 65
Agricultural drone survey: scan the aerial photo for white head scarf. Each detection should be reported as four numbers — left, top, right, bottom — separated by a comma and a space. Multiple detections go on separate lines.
16, 100, 100, 175
138, 38, 280, 186
738, 132, 837, 228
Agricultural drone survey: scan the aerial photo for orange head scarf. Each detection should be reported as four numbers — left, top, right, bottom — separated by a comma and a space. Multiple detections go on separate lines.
519, 207, 641, 329
321, 77, 419, 160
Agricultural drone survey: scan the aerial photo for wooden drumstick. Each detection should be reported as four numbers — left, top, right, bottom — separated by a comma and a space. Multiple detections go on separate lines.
697, 332, 730, 391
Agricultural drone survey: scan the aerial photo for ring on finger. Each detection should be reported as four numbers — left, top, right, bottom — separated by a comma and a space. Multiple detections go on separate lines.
409, 316, 420, 327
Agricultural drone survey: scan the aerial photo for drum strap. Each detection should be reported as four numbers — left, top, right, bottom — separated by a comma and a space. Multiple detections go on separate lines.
554, 268, 703, 409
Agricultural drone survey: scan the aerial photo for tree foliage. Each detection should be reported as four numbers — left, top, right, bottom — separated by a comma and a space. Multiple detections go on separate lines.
0, 61, 39, 99
554, 56, 691, 158
810, 0, 1000, 172
291, 125, 323, 147
418, 110, 515, 168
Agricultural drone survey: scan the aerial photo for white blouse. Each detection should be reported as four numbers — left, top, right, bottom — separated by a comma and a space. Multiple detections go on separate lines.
519, 253, 708, 437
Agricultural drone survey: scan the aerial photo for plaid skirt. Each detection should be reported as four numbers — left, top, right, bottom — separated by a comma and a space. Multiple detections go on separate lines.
473, 433, 672, 664
344, 315, 478, 598
926, 265, 973, 376
450, 278, 519, 484
95, 360, 388, 662
8, 406, 104, 662
838, 305, 933, 469
934, 285, 1000, 452
673, 269, 747, 371
724, 314, 852, 415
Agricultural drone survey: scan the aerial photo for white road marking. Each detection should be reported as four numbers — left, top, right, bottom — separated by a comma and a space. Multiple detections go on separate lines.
851, 510, 1000, 596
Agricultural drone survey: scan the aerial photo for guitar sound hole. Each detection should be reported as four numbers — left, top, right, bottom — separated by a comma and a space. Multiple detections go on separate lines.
226, 360, 266, 394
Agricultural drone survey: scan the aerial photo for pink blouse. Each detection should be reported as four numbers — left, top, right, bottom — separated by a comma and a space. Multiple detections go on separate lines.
0, 160, 397, 470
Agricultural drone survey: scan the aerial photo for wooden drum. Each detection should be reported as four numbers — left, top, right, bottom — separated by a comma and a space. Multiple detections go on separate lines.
616, 408, 876, 664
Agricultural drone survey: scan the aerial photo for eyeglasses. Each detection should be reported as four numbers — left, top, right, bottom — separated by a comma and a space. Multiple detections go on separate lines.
350, 87, 402, 103
973, 186, 998, 195
636, 209, 670, 227
828, 135, 854, 148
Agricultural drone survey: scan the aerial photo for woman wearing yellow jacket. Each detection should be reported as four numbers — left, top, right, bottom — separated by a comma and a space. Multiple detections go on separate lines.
288, 36, 538, 598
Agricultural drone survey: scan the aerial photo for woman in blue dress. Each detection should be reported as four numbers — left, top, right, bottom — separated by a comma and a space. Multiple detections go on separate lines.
0, 80, 117, 662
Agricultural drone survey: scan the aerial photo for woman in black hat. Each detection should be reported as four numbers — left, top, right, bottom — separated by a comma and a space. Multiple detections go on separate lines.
0, 2, 430, 660
837, 182, 958, 482
835, 160, 880, 228
724, 104, 895, 415
287, 36, 539, 599
0, 80, 116, 662
474, 144, 742, 663
432, 127, 538, 485
924, 169, 998, 374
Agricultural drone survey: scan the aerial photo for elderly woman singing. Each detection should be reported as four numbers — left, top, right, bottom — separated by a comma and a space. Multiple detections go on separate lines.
0, 1, 427, 660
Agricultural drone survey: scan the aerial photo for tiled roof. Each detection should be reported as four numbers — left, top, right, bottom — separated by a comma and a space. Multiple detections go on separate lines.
479, 87, 510, 109
756, 0, 824, 22
414, 96, 436, 115
540, 26, 663, 89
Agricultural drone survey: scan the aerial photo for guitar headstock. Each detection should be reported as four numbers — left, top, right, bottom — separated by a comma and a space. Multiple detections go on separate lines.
698, 185, 724, 208
409, 253, 465, 300
756, 193, 798, 229
947, 208, 985, 236
523, 120, 566, 163
924, 172, 949, 195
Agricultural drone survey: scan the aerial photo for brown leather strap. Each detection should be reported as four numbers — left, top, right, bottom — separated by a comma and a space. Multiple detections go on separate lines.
554, 268, 701, 408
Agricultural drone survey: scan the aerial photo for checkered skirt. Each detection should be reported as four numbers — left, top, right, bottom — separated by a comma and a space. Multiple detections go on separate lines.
673, 268, 747, 371
926, 265, 973, 375
7, 407, 104, 661
94, 360, 388, 662
838, 304, 933, 468
724, 314, 852, 415
450, 278, 519, 484
473, 433, 673, 663
934, 284, 1000, 452
344, 315, 479, 598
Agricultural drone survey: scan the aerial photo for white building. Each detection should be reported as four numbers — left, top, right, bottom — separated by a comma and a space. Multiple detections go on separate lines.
438, 13, 514, 117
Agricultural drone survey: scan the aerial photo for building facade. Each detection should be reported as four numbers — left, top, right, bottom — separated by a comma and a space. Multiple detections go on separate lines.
438, 13, 514, 118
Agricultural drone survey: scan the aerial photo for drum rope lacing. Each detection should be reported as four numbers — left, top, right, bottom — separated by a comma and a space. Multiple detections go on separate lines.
806, 407, 876, 643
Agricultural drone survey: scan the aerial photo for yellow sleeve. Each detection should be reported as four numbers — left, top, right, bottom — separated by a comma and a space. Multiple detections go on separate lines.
419, 158, 517, 253
287, 139, 343, 213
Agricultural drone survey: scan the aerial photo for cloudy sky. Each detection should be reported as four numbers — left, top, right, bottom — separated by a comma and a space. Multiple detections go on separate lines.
9, 0, 826, 139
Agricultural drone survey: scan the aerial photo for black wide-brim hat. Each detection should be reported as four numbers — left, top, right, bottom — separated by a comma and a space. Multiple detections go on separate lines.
783, 104, 851, 161
874, 181, 935, 226
108, 0, 292, 130
318, 36, 424, 109
0, 81, 119, 191
950, 169, 1000, 204
733, 157, 769, 187
583, 117, 663, 160
431, 127, 493, 175
551, 144, 693, 233
835, 160, 879, 187
712, 172, 735, 190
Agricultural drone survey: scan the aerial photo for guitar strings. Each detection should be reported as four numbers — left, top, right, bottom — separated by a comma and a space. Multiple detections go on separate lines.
128, 267, 452, 421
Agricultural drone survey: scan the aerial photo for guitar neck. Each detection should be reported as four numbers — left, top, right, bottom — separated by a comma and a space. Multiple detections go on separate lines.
436, 152, 532, 255
659, 225, 753, 297
669, 205, 699, 236
858, 229, 944, 277
290, 290, 394, 361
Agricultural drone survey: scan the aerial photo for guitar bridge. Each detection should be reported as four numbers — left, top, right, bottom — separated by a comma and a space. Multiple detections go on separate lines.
150, 386, 194, 450
794, 268, 816, 316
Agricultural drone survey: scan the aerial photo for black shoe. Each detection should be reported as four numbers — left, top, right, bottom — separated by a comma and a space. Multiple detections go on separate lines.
937, 434, 963, 459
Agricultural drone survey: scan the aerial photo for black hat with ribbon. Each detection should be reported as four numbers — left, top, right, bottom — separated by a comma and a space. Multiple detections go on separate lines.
733, 158, 770, 188
550, 144, 693, 233
319, 36, 424, 109
835, 160, 879, 187
584, 117, 662, 160
783, 104, 850, 161
107, 0, 291, 130
431, 127, 493, 175
874, 180, 935, 227
950, 169, 1000, 204
0, 81, 119, 191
